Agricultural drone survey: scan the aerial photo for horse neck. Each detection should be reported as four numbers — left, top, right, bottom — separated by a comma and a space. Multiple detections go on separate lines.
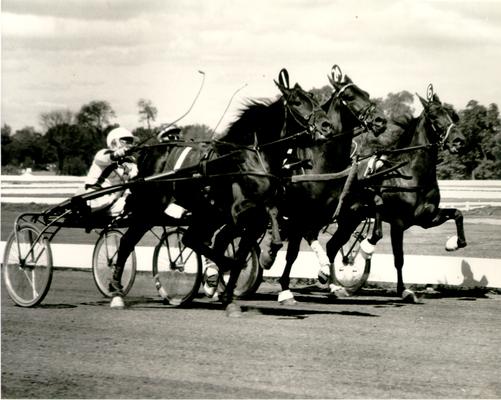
315, 101, 359, 172
397, 114, 439, 183
223, 99, 286, 146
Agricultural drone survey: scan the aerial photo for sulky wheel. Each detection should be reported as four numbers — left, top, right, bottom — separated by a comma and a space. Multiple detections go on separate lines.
2, 223, 53, 307
92, 229, 136, 298
332, 217, 372, 294
152, 227, 202, 306
218, 235, 262, 298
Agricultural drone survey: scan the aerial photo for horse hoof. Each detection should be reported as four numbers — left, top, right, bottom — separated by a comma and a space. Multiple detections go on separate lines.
278, 290, 296, 305
225, 303, 242, 318
110, 295, 125, 309
402, 289, 418, 303
317, 265, 330, 285
445, 235, 466, 251
281, 298, 297, 306
259, 252, 275, 270
329, 284, 349, 298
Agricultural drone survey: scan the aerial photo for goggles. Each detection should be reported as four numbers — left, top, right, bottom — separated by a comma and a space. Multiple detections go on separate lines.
119, 137, 134, 145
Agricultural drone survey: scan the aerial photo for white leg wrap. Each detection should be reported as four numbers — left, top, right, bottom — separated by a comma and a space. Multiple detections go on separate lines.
310, 240, 330, 267
205, 266, 219, 277
110, 295, 125, 309
329, 284, 349, 297
445, 235, 459, 251
203, 257, 219, 276
360, 238, 375, 259
157, 286, 168, 299
278, 289, 294, 303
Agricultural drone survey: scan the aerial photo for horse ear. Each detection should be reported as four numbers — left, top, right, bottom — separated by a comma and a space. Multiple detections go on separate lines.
330, 64, 343, 85
416, 93, 428, 108
426, 84, 434, 101
432, 93, 441, 103
274, 79, 289, 96
278, 68, 290, 89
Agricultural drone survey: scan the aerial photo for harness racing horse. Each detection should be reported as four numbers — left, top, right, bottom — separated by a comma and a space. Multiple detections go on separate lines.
110, 69, 333, 316
265, 65, 387, 304
325, 84, 466, 302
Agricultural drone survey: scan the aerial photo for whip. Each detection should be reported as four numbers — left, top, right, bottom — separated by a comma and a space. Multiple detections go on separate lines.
211, 83, 248, 137
156, 70, 206, 140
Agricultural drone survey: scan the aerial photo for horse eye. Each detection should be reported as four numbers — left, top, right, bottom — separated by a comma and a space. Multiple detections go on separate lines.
289, 98, 302, 106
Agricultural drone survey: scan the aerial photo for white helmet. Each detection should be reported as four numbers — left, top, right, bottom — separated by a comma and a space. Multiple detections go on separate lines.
106, 127, 134, 149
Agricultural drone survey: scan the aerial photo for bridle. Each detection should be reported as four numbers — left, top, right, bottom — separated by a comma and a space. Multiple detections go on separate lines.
281, 89, 332, 141
427, 108, 456, 149
332, 81, 379, 135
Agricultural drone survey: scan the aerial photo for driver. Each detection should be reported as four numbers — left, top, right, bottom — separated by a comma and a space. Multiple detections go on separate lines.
79, 127, 138, 216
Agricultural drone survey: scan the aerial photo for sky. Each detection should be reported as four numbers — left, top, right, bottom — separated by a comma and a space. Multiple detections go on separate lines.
2, 0, 501, 134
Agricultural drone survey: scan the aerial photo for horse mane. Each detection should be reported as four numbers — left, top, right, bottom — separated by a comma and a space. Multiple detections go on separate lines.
358, 113, 417, 152
429, 102, 460, 123
219, 98, 285, 145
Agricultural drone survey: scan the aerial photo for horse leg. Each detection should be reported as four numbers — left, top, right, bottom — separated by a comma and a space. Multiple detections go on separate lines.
277, 233, 302, 305
110, 222, 151, 309
223, 232, 259, 317
390, 223, 417, 303
421, 208, 467, 251
183, 218, 258, 317
308, 234, 330, 286
368, 206, 383, 245
259, 206, 284, 269
324, 216, 361, 297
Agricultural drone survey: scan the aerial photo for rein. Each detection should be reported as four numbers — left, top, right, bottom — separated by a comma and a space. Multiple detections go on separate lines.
333, 82, 376, 133
358, 142, 436, 161
288, 83, 378, 184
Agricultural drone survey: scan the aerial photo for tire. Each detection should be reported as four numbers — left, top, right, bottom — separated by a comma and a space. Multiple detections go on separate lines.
219, 236, 262, 298
2, 223, 53, 307
332, 218, 372, 294
92, 229, 136, 298
152, 227, 202, 306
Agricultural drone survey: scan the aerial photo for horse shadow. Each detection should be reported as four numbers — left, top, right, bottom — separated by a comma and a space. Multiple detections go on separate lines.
74, 293, 383, 318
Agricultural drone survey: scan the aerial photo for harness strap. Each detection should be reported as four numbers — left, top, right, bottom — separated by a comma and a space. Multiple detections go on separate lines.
173, 147, 192, 170
333, 161, 359, 221
86, 163, 120, 190
291, 166, 352, 182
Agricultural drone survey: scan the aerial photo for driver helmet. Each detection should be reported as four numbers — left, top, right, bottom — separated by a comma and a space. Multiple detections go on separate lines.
106, 127, 135, 150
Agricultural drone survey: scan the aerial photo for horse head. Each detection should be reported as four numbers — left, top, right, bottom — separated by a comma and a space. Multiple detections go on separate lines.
275, 68, 333, 140
417, 84, 465, 154
327, 65, 387, 136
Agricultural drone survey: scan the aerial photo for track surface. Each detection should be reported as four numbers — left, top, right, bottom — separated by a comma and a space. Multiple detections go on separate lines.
2, 270, 500, 398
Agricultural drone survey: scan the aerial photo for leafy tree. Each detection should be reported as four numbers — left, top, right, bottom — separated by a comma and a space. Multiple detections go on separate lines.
132, 126, 157, 145
375, 91, 414, 122
309, 85, 333, 104
4, 127, 52, 169
444, 101, 501, 179
138, 99, 158, 131
40, 109, 74, 131
181, 124, 214, 141
45, 123, 99, 175
76, 100, 116, 143
1, 124, 13, 165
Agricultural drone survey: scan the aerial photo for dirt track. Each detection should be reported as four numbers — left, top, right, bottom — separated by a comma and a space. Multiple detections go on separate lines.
2, 269, 500, 399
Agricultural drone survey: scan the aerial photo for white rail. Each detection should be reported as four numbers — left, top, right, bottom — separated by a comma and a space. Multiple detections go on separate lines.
2, 175, 501, 209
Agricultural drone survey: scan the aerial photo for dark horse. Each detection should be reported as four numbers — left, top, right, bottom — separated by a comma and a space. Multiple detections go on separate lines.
265, 65, 387, 304
325, 84, 466, 302
110, 69, 333, 316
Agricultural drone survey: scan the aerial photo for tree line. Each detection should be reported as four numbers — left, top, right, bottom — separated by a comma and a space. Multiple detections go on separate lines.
2, 91, 500, 179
